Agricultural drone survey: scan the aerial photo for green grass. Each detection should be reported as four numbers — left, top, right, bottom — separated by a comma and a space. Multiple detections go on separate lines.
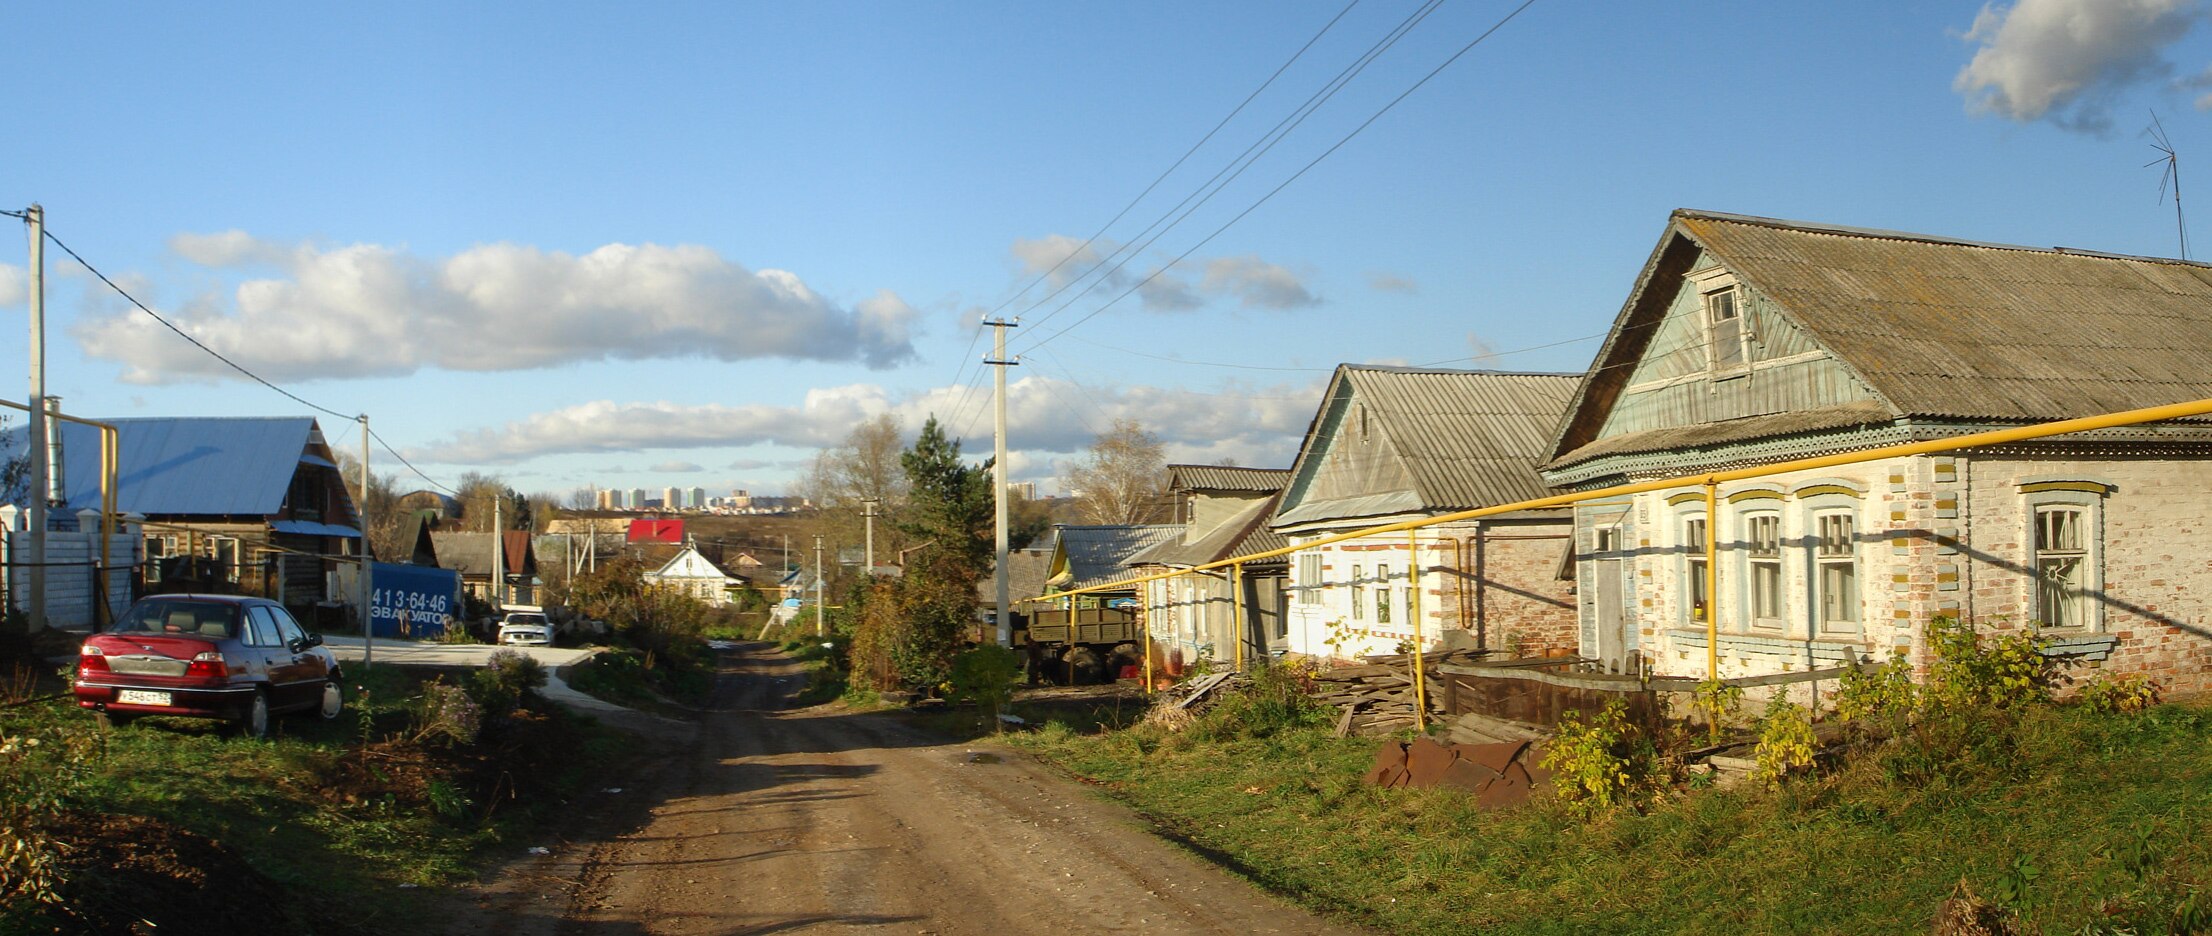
1005, 694, 2212, 934
567, 644, 713, 712
1, 662, 635, 933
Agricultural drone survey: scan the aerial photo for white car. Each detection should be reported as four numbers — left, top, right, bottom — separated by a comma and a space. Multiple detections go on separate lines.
496, 612, 553, 647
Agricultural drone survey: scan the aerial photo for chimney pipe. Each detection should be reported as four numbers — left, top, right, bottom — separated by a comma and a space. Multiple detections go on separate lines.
43, 396, 65, 508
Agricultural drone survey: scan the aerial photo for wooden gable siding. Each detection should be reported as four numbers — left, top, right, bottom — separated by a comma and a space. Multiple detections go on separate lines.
1594, 248, 1880, 442
1301, 391, 1418, 505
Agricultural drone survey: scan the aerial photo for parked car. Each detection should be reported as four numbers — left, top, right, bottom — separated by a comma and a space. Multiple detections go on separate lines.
497, 611, 553, 647
74, 594, 343, 738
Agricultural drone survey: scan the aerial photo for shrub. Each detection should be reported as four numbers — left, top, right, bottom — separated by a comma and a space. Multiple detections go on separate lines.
0, 727, 92, 911
2077, 672, 2161, 715
411, 682, 482, 747
1925, 617, 2056, 709
947, 645, 1021, 715
1692, 678, 1744, 733
1752, 698, 1817, 785
1539, 700, 1656, 817
1836, 648, 1918, 731
471, 649, 548, 720
1190, 663, 1330, 741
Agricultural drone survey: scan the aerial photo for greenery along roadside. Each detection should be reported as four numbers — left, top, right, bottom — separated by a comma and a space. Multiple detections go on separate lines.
0, 655, 634, 934
1003, 649, 2212, 935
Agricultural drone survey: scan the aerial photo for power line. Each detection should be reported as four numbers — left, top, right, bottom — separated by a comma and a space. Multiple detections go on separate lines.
1020, 0, 1545, 355
41, 227, 358, 422
368, 425, 460, 496
1016, 0, 1447, 339
991, 0, 1364, 327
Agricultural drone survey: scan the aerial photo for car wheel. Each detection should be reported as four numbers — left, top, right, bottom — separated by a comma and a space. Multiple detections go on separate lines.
93, 710, 134, 730
239, 690, 270, 740
318, 680, 345, 721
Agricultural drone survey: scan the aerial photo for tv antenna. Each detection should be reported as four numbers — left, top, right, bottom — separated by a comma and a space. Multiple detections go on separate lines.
2145, 110, 2189, 260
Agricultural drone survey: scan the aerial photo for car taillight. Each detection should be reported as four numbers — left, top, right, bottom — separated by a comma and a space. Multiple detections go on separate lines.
77, 643, 108, 673
185, 651, 228, 679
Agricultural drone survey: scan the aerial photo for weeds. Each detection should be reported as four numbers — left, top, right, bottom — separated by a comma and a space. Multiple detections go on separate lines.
2078, 672, 2162, 715
1539, 700, 1656, 816
1751, 698, 1816, 786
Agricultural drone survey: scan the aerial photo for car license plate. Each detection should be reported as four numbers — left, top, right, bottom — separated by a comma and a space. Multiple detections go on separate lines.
116, 689, 172, 706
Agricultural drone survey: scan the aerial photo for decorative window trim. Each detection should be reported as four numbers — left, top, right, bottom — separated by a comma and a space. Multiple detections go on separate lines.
2022, 486, 2104, 632
1664, 490, 1707, 507
1740, 509, 1785, 633
1801, 495, 1862, 636
1677, 507, 1710, 627
1726, 487, 1785, 504
1789, 478, 1867, 500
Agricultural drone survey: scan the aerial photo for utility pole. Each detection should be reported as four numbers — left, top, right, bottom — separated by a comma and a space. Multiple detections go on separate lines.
24, 204, 46, 633
812, 535, 825, 636
359, 415, 374, 665
862, 498, 878, 576
984, 317, 1019, 646
491, 493, 505, 611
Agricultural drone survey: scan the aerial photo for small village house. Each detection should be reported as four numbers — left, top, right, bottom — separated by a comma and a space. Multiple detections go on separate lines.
1127, 465, 1292, 664
10, 416, 367, 625
1272, 366, 1582, 661
1039, 524, 1182, 610
431, 530, 539, 607
1544, 210, 2212, 694
641, 540, 748, 606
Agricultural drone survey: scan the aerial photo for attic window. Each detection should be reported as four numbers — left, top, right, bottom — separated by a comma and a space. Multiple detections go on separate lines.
1705, 286, 1745, 372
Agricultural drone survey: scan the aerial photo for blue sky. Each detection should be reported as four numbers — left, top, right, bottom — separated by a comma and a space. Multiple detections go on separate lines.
3, 1, 2208, 501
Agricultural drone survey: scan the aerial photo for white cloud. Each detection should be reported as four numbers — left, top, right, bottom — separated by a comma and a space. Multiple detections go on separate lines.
1007, 235, 1316, 313
74, 234, 919, 383
1202, 256, 1318, 309
412, 377, 1322, 472
1954, 0, 2203, 133
651, 460, 704, 473
0, 263, 23, 307
1366, 271, 1419, 295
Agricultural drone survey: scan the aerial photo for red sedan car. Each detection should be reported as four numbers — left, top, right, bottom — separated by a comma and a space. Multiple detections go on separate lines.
75, 594, 345, 738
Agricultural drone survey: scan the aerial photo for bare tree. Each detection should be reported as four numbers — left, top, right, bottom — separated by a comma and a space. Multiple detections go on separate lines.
801, 414, 913, 585
1065, 418, 1168, 525
334, 451, 406, 561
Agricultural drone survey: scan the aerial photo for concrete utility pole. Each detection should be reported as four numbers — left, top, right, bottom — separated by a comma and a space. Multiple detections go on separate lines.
24, 204, 46, 633
812, 535, 825, 636
359, 415, 374, 665
862, 498, 878, 575
984, 317, 1019, 646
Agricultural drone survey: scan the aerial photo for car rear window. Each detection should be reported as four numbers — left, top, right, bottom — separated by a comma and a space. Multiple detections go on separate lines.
117, 601, 241, 640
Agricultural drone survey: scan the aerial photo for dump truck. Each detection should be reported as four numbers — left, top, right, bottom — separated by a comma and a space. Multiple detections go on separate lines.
1014, 606, 1146, 684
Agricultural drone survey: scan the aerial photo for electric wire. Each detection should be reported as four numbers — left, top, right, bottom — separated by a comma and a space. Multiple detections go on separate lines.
39, 223, 462, 495
1019, 0, 1544, 355
1015, 0, 1448, 339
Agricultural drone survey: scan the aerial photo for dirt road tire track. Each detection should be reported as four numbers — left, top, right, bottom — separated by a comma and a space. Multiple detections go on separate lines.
444, 643, 1366, 936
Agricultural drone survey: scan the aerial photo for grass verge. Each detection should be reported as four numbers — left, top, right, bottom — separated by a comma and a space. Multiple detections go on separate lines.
1, 660, 635, 933
1003, 680, 2212, 934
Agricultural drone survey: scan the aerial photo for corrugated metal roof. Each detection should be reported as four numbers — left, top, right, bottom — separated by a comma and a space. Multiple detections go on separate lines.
270, 520, 362, 539
0, 416, 330, 517
979, 547, 1054, 606
1130, 494, 1289, 568
431, 531, 537, 577
1052, 525, 1182, 591
1276, 367, 1579, 526
1678, 211, 2212, 421
1166, 464, 1290, 493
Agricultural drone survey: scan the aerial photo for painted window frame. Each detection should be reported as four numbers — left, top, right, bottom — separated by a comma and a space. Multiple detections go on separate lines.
1678, 510, 1710, 626
2022, 485, 2105, 632
1374, 562, 1392, 624
1801, 495, 1861, 636
1350, 563, 1365, 621
1296, 553, 1321, 605
1741, 510, 1784, 632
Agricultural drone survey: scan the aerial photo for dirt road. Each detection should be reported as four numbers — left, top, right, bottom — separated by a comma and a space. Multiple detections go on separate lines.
447, 643, 1365, 936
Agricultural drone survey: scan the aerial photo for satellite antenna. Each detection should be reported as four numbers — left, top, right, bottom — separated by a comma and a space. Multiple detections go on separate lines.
2145, 111, 2189, 260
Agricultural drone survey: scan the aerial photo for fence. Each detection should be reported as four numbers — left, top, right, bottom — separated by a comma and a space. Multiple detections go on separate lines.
0, 506, 140, 630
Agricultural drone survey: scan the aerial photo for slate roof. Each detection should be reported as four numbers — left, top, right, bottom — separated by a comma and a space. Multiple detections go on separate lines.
1049, 525, 1182, 591
1127, 493, 1290, 569
1166, 464, 1291, 494
1551, 210, 2212, 465
978, 547, 1054, 607
0, 416, 350, 520
430, 531, 537, 577
1276, 367, 1580, 526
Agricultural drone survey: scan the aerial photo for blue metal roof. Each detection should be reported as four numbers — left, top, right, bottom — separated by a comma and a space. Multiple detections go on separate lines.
271, 519, 362, 538
1, 416, 334, 517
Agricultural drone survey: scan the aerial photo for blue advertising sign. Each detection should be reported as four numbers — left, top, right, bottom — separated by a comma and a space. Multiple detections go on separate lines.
368, 562, 464, 639
1107, 597, 1138, 609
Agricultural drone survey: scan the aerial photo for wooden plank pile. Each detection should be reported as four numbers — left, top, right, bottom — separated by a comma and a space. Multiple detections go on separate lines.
1312, 649, 1485, 737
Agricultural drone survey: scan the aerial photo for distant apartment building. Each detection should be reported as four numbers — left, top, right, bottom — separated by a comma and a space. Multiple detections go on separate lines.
629, 488, 648, 511
1008, 480, 1038, 501
689, 486, 707, 510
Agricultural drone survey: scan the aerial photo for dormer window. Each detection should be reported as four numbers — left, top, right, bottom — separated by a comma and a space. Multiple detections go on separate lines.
1705, 286, 1745, 372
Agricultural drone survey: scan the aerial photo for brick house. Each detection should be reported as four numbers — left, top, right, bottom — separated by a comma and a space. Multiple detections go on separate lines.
1543, 210, 2212, 693
1127, 465, 1292, 664
1272, 366, 1582, 661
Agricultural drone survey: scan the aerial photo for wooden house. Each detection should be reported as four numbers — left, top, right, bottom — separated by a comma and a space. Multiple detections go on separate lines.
1544, 210, 2212, 694
1127, 465, 1293, 663
431, 531, 539, 607
1040, 524, 1182, 610
642, 542, 747, 606
21, 416, 365, 621
1271, 366, 1582, 660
